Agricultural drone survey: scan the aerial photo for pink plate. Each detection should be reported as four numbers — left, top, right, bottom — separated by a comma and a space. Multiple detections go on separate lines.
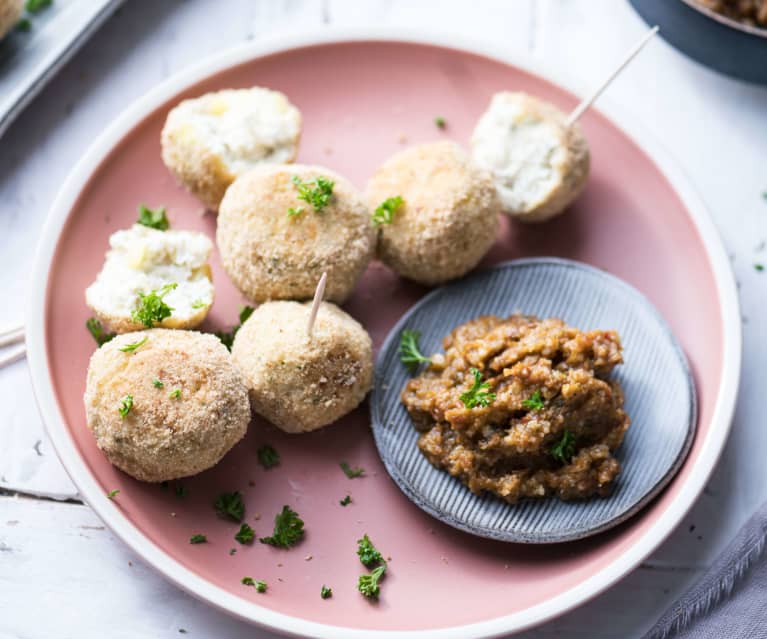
27, 31, 741, 639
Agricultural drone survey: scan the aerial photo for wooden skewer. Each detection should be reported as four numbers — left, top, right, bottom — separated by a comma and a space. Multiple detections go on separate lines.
566, 25, 659, 127
0, 344, 26, 369
0, 323, 24, 348
306, 272, 327, 338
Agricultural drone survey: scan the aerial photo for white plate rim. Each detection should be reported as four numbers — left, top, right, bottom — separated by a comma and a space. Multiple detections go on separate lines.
25, 27, 742, 639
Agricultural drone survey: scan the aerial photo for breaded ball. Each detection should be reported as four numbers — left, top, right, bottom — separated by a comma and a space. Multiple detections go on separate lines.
217, 164, 375, 304
471, 92, 590, 222
366, 141, 500, 286
0, 0, 22, 40
84, 329, 250, 482
231, 301, 373, 433
85, 224, 214, 334
161, 87, 302, 212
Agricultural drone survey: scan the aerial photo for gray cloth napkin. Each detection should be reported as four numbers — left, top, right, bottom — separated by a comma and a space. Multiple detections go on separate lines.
643, 502, 767, 638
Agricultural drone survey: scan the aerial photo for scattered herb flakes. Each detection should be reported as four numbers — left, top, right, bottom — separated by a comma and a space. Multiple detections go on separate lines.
287, 206, 305, 218
191, 299, 206, 309
215, 305, 255, 351
521, 390, 545, 411
229, 548, 237, 556
551, 430, 576, 464
459, 368, 496, 409
15, 17, 31, 31
131, 283, 177, 328
235, 523, 255, 545
358, 565, 386, 599
357, 534, 384, 568
169, 388, 182, 399
118, 395, 134, 418
86, 317, 115, 347
119, 336, 148, 353
340, 495, 352, 507
399, 329, 431, 373
214, 491, 245, 522
241, 576, 255, 586
107, 489, 120, 499
137, 204, 170, 231
26, 0, 53, 13
259, 505, 304, 548
255, 580, 267, 593
152, 378, 164, 388
434, 116, 446, 129
320, 585, 332, 599
372, 196, 404, 226
257, 444, 280, 469
755, 263, 765, 272
340, 461, 365, 479
290, 175, 335, 214
189, 534, 207, 544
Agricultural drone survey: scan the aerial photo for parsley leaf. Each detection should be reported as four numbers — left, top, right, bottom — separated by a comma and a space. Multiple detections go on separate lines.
235, 523, 255, 545
358, 565, 386, 599
137, 204, 170, 231
340, 495, 352, 506
257, 444, 280, 469
434, 116, 446, 129
551, 430, 576, 464
459, 368, 496, 409
215, 305, 255, 351
372, 196, 404, 226
340, 461, 365, 478
215, 491, 245, 522
169, 388, 182, 399
399, 329, 431, 373
189, 534, 207, 544
26, 0, 52, 13
131, 283, 177, 328
118, 395, 134, 418
107, 489, 120, 499
119, 336, 148, 353
86, 317, 115, 347
320, 585, 332, 599
521, 390, 545, 411
259, 505, 304, 548
357, 534, 384, 568
152, 378, 164, 388
290, 175, 335, 214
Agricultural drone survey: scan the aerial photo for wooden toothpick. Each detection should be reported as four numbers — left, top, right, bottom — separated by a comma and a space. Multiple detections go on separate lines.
566, 25, 659, 127
306, 272, 327, 338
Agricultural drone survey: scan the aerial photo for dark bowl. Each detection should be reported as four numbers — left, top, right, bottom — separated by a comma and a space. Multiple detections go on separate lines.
630, 0, 767, 84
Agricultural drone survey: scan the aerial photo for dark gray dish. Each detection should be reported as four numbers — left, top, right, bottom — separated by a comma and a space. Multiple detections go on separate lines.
369, 258, 697, 544
630, 0, 767, 84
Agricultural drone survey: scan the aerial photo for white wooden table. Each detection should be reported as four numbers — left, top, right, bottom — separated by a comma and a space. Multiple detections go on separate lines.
1, 1, 765, 637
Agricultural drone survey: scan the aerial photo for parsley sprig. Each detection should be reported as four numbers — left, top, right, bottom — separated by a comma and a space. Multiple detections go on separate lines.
137, 204, 170, 231
459, 368, 496, 409
357, 534, 384, 568
215, 306, 254, 351
551, 430, 576, 464
358, 565, 386, 599
131, 283, 177, 328
257, 444, 280, 469
259, 505, 304, 548
288, 175, 335, 216
86, 317, 115, 347
521, 390, 545, 411
119, 336, 148, 353
214, 491, 245, 522
235, 523, 255, 544
399, 329, 431, 373
372, 196, 404, 226
356, 534, 388, 599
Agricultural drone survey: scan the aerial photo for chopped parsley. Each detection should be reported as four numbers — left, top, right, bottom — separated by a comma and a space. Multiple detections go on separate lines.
235, 523, 255, 544
459, 368, 496, 409
215, 305, 255, 351
131, 283, 177, 328
214, 491, 245, 522
755, 263, 764, 272
16, 18, 31, 31
551, 430, 576, 464
86, 317, 115, 347
358, 565, 386, 599
137, 204, 170, 231
26, 0, 52, 13
119, 336, 148, 353
434, 116, 446, 129
118, 395, 134, 418
372, 196, 404, 226
169, 388, 182, 399
229, 548, 237, 556
152, 378, 164, 388
340, 495, 352, 507
320, 585, 332, 599
257, 444, 280, 469
340, 461, 365, 479
287, 206, 305, 217
189, 534, 207, 544
107, 489, 120, 499
290, 175, 335, 215
259, 505, 304, 548
242, 577, 267, 592
521, 390, 545, 411
191, 299, 206, 309
399, 329, 431, 373
241, 576, 255, 586
175, 484, 187, 498
255, 580, 267, 593
357, 534, 384, 568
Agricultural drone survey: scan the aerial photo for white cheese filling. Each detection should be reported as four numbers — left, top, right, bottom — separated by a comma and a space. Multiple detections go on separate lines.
86, 224, 213, 320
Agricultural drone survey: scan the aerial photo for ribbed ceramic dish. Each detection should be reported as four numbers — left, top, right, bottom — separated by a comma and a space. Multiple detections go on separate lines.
371, 258, 697, 543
